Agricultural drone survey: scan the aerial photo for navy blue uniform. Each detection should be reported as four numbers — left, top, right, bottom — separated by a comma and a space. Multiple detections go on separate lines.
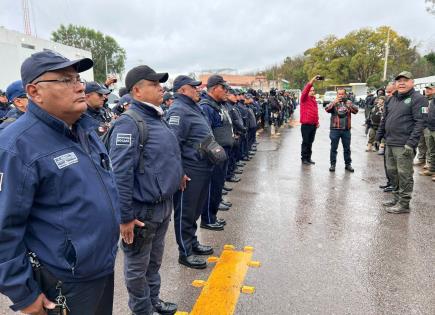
236, 101, 250, 159
0, 101, 120, 312
166, 93, 214, 257
85, 106, 111, 135
0, 107, 25, 132
109, 100, 183, 314
0, 102, 11, 119
200, 95, 232, 225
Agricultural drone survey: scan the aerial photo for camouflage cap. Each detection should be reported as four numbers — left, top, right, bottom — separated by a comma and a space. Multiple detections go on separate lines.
394, 71, 413, 80
425, 82, 435, 88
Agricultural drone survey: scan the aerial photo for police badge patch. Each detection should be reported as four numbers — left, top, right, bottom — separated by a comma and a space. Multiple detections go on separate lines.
168, 116, 180, 125
116, 133, 132, 146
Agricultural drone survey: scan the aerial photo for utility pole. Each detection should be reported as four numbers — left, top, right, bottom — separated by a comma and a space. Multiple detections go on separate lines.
105, 54, 108, 77
383, 27, 390, 82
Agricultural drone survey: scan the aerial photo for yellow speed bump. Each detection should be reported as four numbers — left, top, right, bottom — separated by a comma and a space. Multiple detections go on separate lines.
247, 261, 261, 268
189, 245, 260, 315
207, 256, 219, 263
175, 312, 189, 315
191, 280, 206, 288
243, 246, 254, 252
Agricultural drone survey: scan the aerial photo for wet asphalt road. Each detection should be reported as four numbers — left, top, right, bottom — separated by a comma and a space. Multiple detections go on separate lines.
1, 109, 434, 315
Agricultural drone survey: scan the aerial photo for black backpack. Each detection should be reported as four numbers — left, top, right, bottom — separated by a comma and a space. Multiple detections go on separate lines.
102, 109, 148, 174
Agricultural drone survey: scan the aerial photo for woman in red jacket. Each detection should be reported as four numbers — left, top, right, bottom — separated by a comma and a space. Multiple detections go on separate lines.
300, 75, 321, 164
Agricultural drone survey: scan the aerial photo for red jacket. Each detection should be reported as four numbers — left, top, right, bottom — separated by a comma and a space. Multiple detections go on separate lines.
299, 82, 319, 125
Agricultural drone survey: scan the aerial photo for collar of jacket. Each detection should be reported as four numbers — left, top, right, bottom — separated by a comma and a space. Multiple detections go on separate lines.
28, 101, 95, 138
130, 99, 163, 118
395, 88, 415, 100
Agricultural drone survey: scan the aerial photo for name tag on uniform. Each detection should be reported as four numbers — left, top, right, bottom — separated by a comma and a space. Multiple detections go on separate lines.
422, 107, 429, 114
54, 152, 78, 169
168, 116, 180, 125
116, 133, 132, 146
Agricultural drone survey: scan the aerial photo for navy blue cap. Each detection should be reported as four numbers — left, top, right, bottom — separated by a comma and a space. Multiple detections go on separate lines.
227, 88, 236, 95
118, 93, 132, 106
125, 65, 168, 91
163, 92, 175, 102
85, 81, 110, 95
6, 80, 26, 102
207, 75, 229, 89
0, 89, 5, 96
118, 87, 128, 97
173, 75, 202, 92
21, 49, 93, 86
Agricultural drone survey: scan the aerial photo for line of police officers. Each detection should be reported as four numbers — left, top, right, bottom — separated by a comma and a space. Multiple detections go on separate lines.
0, 50, 278, 315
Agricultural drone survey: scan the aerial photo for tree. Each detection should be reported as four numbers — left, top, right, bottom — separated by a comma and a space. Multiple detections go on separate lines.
52, 24, 126, 82
303, 26, 420, 86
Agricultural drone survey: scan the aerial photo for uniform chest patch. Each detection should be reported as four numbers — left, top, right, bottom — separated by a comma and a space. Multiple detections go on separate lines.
422, 106, 429, 114
404, 98, 411, 105
168, 115, 180, 125
116, 133, 132, 146
54, 152, 78, 169
0, 172, 3, 192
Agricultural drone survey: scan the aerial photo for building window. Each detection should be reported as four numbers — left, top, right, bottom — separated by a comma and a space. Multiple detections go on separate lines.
21, 43, 35, 49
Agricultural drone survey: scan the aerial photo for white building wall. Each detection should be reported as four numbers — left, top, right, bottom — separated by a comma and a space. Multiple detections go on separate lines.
0, 27, 93, 89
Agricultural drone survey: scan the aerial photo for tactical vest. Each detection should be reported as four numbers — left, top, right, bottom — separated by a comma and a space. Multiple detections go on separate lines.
201, 100, 234, 147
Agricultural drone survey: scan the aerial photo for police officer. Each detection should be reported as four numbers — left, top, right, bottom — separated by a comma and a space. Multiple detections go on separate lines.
85, 81, 111, 135
376, 71, 427, 213
166, 75, 215, 269
0, 89, 11, 119
0, 50, 120, 315
244, 94, 258, 153
0, 80, 28, 132
109, 65, 182, 315
199, 75, 233, 231
161, 92, 175, 114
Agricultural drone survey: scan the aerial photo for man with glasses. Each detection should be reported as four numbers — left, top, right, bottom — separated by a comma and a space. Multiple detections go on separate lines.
85, 81, 111, 135
376, 71, 427, 213
300, 75, 321, 165
0, 50, 120, 314
108, 65, 183, 315
167, 75, 216, 270
0, 80, 28, 132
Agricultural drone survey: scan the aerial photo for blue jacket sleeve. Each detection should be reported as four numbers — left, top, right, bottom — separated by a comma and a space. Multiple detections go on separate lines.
0, 150, 41, 311
108, 117, 139, 224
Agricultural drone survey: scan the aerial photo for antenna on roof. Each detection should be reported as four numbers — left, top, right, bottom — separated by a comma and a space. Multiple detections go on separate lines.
22, 0, 32, 36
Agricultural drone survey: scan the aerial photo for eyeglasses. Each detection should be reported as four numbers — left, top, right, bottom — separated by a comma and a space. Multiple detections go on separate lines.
33, 76, 85, 87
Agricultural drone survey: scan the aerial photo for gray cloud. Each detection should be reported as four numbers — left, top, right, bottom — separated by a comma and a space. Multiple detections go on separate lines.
1, 0, 434, 75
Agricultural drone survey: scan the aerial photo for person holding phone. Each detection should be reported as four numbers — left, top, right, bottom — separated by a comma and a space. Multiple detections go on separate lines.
299, 75, 322, 165
325, 89, 359, 172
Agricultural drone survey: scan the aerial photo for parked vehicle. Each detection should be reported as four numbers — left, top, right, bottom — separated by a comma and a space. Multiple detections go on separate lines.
323, 91, 337, 107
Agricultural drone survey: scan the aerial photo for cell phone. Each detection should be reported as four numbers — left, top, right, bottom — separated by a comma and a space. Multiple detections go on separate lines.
317, 76, 325, 81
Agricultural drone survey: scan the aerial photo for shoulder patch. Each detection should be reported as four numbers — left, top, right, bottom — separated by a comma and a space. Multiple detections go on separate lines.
116, 133, 132, 146
404, 98, 411, 105
54, 152, 78, 169
168, 115, 180, 125
0, 172, 3, 191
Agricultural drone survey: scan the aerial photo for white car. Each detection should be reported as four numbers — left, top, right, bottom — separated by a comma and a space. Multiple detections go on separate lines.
323, 91, 337, 107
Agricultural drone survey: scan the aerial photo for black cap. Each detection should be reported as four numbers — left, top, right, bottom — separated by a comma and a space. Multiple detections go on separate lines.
125, 65, 168, 91
163, 92, 175, 102
227, 88, 236, 95
0, 89, 5, 96
21, 49, 93, 86
118, 87, 128, 97
85, 81, 111, 95
207, 75, 229, 89
173, 75, 202, 92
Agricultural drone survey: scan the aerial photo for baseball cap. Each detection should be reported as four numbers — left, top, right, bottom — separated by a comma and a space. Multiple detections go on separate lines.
207, 75, 229, 89
163, 92, 175, 102
173, 75, 202, 92
118, 94, 132, 106
6, 80, 26, 102
125, 65, 168, 91
394, 71, 413, 80
85, 81, 110, 95
21, 49, 93, 86
425, 82, 435, 88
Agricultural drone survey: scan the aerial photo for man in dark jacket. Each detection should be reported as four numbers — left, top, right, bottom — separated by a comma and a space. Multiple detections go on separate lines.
0, 90, 11, 119
419, 82, 435, 181
85, 81, 111, 135
376, 71, 427, 213
0, 80, 28, 132
109, 65, 183, 315
300, 75, 321, 165
325, 89, 359, 172
0, 50, 119, 314
167, 75, 215, 270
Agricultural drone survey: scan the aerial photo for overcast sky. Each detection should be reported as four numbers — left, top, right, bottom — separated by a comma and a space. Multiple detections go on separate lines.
0, 0, 434, 74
